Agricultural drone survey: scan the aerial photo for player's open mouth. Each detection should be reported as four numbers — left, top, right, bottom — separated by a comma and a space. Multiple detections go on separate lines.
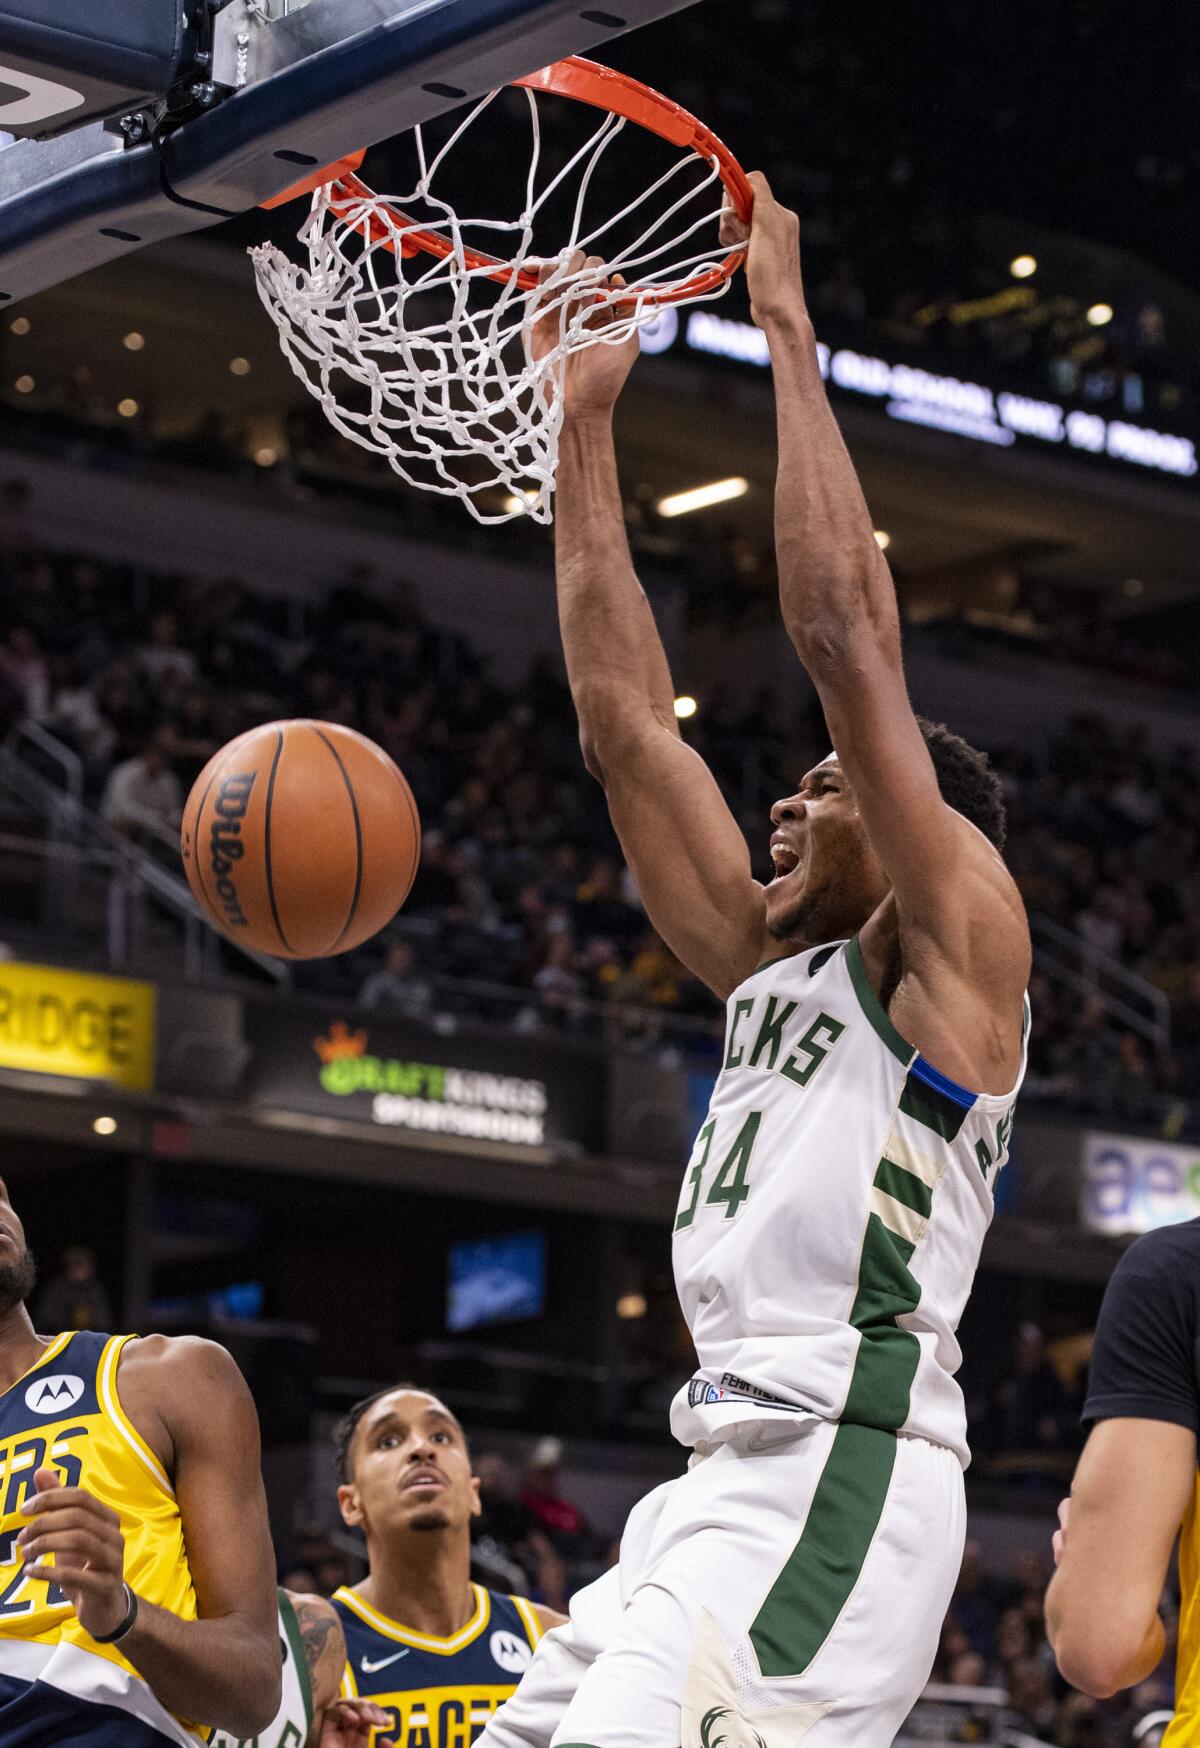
404, 1470, 446, 1491
768, 837, 801, 881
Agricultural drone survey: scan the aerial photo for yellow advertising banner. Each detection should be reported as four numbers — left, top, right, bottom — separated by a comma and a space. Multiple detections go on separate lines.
0, 963, 155, 1091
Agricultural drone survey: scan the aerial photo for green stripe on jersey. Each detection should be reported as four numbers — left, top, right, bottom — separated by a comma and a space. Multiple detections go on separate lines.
749, 1422, 897, 1677
843, 936, 913, 1066
279, 1590, 314, 1729
898, 1072, 970, 1141
873, 1155, 933, 1219
842, 1212, 922, 1430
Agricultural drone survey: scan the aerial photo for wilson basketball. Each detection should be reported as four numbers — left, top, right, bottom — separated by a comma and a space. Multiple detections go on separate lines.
181, 720, 420, 959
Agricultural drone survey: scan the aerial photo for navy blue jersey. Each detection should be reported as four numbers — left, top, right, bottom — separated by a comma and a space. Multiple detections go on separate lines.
334, 1584, 543, 1748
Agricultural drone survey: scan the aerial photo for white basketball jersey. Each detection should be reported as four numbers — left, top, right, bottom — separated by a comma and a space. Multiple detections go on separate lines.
208, 1591, 312, 1748
670, 936, 1028, 1465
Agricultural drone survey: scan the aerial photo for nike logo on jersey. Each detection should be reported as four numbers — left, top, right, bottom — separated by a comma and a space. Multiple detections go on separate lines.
362, 1648, 411, 1674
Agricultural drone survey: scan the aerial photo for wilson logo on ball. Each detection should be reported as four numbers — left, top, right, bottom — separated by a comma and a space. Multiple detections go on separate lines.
209, 771, 257, 929
182, 719, 420, 959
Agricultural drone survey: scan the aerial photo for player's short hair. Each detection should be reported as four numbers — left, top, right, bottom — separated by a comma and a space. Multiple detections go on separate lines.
916, 718, 1006, 850
334, 1383, 467, 1483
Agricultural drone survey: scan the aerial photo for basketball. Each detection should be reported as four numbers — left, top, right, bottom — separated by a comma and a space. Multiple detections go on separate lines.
180, 720, 420, 959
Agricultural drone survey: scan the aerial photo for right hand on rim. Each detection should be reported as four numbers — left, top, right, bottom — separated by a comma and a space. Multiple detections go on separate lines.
531, 251, 640, 419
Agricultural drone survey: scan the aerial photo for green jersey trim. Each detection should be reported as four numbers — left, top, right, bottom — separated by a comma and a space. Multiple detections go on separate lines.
278, 1589, 314, 1730
749, 1421, 897, 1677
844, 936, 914, 1066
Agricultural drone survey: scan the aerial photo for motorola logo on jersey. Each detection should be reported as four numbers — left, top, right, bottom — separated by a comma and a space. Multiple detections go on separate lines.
25, 1374, 85, 1414
488, 1630, 533, 1674
0, 65, 86, 129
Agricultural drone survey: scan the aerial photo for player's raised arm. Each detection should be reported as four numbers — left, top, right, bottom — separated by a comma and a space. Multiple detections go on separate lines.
721, 178, 1028, 1074
539, 258, 768, 998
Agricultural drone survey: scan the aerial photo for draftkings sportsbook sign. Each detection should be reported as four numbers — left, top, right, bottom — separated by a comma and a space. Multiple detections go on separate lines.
240, 1001, 603, 1155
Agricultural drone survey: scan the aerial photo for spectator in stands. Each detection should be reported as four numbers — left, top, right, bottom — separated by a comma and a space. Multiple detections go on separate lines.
0, 626, 49, 719
138, 611, 198, 692
521, 1436, 594, 1560
988, 1323, 1072, 1455
358, 940, 434, 1017
34, 1245, 114, 1333
949, 1539, 1005, 1660
1007, 1656, 1059, 1737
46, 656, 118, 777
470, 1452, 543, 1591
165, 687, 220, 790
0, 479, 33, 569
100, 727, 182, 841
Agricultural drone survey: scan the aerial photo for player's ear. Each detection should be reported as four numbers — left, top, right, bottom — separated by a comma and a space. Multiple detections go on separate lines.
469, 1473, 482, 1520
337, 1482, 365, 1529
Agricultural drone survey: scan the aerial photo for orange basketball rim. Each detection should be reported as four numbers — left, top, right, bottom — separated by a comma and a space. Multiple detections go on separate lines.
263, 56, 755, 306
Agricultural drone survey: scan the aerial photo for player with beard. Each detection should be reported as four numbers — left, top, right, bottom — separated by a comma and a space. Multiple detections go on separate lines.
331, 1387, 563, 1748
476, 180, 1032, 1748
0, 1177, 281, 1744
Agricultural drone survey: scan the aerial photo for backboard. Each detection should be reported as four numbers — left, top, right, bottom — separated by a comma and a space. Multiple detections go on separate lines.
0, 0, 701, 306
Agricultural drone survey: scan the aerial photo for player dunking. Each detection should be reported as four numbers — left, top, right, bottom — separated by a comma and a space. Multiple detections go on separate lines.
482, 178, 1032, 1748
331, 1386, 563, 1748
0, 1175, 281, 1745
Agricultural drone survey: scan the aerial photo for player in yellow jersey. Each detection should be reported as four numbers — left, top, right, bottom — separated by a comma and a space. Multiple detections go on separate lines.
1047, 1219, 1200, 1740
331, 1385, 564, 1748
0, 1174, 282, 1744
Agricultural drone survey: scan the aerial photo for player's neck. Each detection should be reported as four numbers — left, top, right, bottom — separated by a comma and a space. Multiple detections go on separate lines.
0, 1305, 51, 1393
358, 1529, 477, 1639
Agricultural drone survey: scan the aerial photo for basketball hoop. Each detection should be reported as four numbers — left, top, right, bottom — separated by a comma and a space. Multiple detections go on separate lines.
249, 58, 752, 524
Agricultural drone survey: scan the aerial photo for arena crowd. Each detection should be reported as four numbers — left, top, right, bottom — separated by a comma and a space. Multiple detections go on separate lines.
0, 531, 1195, 1130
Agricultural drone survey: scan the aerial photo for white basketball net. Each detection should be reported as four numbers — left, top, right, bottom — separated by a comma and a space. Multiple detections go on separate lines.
250, 81, 740, 524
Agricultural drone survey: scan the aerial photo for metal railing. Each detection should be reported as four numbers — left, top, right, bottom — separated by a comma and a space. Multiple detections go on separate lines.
1030, 911, 1170, 1049
0, 725, 1177, 1069
0, 725, 290, 988
899, 1684, 1054, 1747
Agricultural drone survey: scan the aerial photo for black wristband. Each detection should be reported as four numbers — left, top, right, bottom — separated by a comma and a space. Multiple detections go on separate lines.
93, 1583, 138, 1645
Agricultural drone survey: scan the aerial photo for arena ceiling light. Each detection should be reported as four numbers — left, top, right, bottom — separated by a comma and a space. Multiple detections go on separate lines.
92, 1115, 117, 1135
656, 476, 748, 518
1009, 255, 1037, 278
673, 695, 699, 720
1087, 303, 1114, 326
873, 529, 891, 549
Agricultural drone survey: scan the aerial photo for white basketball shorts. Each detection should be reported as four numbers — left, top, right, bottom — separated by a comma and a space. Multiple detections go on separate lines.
479, 1416, 965, 1748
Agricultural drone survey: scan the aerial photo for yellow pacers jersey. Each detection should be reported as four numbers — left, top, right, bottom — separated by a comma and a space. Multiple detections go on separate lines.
0, 1330, 202, 1748
335, 1583, 543, 1748
1168, 1480, 1200, 1747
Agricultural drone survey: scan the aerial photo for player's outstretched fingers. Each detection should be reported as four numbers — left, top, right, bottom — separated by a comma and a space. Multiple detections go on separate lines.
530, 250, 587, 363
720, 201, 751, 248
579, 258, 625, 332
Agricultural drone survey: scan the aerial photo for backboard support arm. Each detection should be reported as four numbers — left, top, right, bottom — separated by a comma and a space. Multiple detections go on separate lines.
0, 0, 700, 305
